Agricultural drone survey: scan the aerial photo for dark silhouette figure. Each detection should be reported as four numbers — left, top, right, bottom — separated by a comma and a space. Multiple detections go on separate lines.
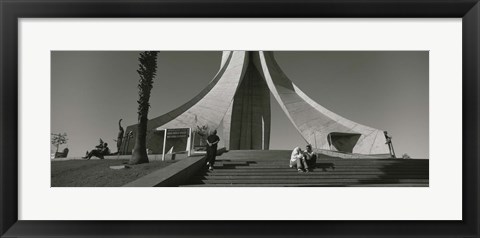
83, 142, 110, 160
116, 119, 124, 154
384, 131, 396, 158
54, 148, 69, 158
95, 139, 104, 150
303, 144, 317, 171
206, 130, 220, 170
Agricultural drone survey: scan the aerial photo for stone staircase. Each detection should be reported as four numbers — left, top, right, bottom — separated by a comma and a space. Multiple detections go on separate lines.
181, 150, 429, 187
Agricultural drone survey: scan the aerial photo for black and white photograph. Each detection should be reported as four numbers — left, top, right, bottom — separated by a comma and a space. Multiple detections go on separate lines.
51, 51, 429, 187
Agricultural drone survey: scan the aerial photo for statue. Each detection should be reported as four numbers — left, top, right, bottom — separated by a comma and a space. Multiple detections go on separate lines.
117, 119, 124, 154
384, 131, 396, 158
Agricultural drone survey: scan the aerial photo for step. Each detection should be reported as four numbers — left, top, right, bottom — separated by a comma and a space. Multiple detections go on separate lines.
213, 161, 428, 164
210, 163, 429, 169
211, 167, 428, 170
218, 153, 418, 157
206, 166, 428, 172
212, 162, 429, 166
215, 159, 427, 163
198, 175, 429, 179
207, 171, 429, 176
215, 159, 428, 162
180, 183, 429, 187
213, 160, 428, 165
217, 158, 428, 162
200, 179, 429, 184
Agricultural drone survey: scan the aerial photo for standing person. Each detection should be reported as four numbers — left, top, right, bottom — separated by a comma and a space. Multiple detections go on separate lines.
206, 130, 220, 171
290, 147, 308, 172
303, 144, 317, 172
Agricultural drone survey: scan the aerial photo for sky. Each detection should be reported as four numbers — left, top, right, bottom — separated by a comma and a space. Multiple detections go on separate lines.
51, 51, 428, 158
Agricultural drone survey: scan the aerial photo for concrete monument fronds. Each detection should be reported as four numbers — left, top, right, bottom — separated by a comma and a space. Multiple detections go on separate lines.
122, 51, 389, 155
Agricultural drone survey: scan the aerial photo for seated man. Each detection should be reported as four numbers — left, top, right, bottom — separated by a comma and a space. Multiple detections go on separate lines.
94, 139, 104, 150
290, 146, 309, 172
303, 144, 317, 172
83, 142, 110, 160
54, 147, 69, 158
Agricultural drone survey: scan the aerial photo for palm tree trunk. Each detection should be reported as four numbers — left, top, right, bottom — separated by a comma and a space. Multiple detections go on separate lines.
129, 51, 158, 165
130, 117, 149, 164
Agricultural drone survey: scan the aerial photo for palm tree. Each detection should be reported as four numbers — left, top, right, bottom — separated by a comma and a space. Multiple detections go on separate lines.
129, 51, 158, 165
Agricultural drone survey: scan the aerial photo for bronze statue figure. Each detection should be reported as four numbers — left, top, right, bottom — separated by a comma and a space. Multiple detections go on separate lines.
117, 119, 124, 154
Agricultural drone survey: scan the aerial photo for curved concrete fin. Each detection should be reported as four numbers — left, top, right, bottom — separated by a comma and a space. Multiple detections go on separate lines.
256, 51, 389, 154
123, 51, 248, 153
220, 51, 230, 69
152, 51, 249, 131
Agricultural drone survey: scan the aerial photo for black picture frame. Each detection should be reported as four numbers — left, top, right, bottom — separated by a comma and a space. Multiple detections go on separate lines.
1, 0, 479, 237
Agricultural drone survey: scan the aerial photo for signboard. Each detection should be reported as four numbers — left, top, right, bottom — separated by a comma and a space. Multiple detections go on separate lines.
166, 128, 189, 139
161, 128, 192, 160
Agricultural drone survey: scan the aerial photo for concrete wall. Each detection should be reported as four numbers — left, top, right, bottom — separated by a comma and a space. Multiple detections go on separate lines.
123, 155, 206, 187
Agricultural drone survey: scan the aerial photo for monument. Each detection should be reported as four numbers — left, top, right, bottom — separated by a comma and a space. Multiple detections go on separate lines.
121, 51, 390, 155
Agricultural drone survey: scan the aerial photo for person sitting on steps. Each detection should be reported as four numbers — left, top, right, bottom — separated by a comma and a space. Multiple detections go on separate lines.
303, 144, 317, 172
290, 146, 309, 173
